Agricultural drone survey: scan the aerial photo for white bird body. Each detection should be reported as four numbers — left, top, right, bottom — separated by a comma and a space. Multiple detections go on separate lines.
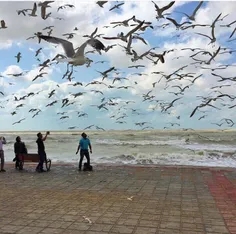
39, 35, 105, 66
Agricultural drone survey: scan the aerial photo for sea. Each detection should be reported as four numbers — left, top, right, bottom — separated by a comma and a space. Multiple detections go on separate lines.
1, 130, 236, 168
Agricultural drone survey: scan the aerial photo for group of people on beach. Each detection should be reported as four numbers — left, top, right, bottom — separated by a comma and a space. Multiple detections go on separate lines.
0, 132, 92, 173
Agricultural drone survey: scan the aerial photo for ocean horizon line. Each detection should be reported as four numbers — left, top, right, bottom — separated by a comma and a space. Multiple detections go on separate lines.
1, 128, 236, 133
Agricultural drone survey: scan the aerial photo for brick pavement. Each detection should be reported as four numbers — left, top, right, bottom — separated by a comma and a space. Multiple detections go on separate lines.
0, 163, 235, 234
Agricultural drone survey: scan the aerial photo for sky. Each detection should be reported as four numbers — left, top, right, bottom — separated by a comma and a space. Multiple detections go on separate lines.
0, 0, 235, 131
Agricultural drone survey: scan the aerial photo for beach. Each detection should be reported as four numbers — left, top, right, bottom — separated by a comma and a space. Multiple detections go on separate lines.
0, 163, 236, 234
2, 130, 236, 168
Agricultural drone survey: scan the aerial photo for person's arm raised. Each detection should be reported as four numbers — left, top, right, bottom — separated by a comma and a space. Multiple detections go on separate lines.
42, 132, 48, 141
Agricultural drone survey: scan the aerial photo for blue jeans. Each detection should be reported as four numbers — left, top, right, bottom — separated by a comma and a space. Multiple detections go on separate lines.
36, 151, 46, 171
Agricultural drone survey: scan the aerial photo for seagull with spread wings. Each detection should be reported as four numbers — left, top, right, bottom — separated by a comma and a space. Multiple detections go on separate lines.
175, 1, 203, 21
38, 34, 106, 66
103, 21, 145, 42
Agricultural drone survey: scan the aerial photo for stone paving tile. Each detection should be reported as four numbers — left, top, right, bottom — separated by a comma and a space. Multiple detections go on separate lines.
1, 164, 236, 234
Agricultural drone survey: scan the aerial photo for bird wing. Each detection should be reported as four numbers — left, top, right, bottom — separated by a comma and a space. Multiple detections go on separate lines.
87, 38, 105, 51
125, 21, 145, 37
39, 35, 75, 58
212, 13, 222, 27
90, 27, 98, 37
192, 1, 203, 18
117, 3, 124, 7
195, 33, 212, 40
166, 17, 178, 26
103, 36, 120, 40
32, 2, 37, 14
229, 27, 236, 39
161, 1, 175, 12
133, 35, 147, 45
109, 5, 116, 11
152, 1, 159, 10
41, 5, 46, 19
190, 106, 199, 117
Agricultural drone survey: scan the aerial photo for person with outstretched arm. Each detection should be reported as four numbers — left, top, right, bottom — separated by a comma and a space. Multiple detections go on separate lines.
76, 132, 92, 171
36, 131, 49, 172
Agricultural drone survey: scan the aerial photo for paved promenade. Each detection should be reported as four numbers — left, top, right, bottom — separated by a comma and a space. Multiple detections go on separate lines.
0, 163, 236, 234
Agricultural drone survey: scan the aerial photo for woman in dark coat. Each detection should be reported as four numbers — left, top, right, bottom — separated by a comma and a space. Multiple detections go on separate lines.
13, 136, 27, 170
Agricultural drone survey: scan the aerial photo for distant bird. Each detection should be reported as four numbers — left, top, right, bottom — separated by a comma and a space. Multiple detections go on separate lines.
35, 48, 42, 56
15, 52, 22, 63
152, 1, 175, 19
32, 72, 47, 81
39, 35, 106, 66
39, 59, 50, 72
96, 126, 105, 131
0, 20, 7, 29
103, 21, 145, 42
84, 125, 94, 130
28, 2, 37, 17
13, 118, 25, 125
198, 115, 207, 120
109, 3, 124, 11
96, 67, 116, 80
172, 85, 190, 93
166, 17, 191, 29
68, 126, 77, 129
48, 90, 55, 98
0, 91, 4, 96
164, 98, 182, 111
96, 1, 108, 8
42, 25, 54, 30
38, 1, 54, 20
62, 33, 76, 39
205, 46, 221, 65
17, 9, 30, 16
211, 122, 224, 127
175, 1, 203, 21
195, 13, 222, 44
68, 82, 83, 86
128, 65, 145, 69
60, 116, 69, 120
46, 100, 57, 107
90, 90, 104, 95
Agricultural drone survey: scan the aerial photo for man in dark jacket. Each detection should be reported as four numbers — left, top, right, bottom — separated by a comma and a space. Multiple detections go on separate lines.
13, 136, 27, 170
36, 132, 49, 172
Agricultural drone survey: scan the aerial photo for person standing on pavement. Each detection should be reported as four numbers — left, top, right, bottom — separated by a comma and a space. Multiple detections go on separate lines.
76, 132, 92, 171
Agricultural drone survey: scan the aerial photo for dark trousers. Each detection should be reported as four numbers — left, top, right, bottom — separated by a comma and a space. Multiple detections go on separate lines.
36, 151, 46, 171
79, 149, 90, 169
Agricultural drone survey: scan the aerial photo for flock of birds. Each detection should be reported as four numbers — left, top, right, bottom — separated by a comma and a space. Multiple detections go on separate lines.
0, 1, 236, 130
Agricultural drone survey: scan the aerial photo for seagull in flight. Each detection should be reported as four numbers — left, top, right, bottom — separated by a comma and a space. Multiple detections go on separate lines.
38, 34, 106, 66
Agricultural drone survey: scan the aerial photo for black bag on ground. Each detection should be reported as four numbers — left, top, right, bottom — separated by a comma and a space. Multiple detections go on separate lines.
83, 163, 93, 171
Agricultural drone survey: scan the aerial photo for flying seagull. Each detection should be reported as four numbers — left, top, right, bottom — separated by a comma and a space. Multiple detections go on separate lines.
0, 20, 7, 29
38, 34, 106, 66
175, 1, 203, 21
